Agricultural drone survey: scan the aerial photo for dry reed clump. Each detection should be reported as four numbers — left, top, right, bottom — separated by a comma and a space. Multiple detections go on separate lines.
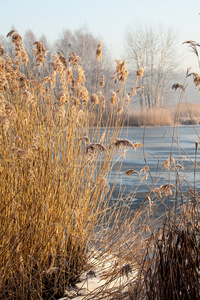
0, 30, 140, 300
129, 106, 174, 126
128, 103, 200, 126
126, 211, 200, 300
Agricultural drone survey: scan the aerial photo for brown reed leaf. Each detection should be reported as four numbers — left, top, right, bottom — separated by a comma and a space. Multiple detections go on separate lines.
125, 169, 139, 177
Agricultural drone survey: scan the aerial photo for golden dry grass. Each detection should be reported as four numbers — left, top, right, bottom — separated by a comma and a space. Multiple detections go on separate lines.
0, 30, 148, 300
0, 30, 200, 300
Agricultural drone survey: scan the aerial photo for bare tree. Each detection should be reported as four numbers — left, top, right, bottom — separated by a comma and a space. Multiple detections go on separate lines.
124, 25, 178, 108
54, 27, 114, 95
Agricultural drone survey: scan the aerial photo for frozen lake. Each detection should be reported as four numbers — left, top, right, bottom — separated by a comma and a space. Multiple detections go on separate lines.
107, 125, 200, 212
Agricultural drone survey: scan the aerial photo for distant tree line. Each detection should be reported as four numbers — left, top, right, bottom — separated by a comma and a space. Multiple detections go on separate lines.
0, 25, 184, 109
0, 27, 115, 99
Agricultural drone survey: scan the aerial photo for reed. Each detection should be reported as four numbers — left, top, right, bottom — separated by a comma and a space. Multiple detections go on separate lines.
0, 30, 199, 300
0, 30, 146, 300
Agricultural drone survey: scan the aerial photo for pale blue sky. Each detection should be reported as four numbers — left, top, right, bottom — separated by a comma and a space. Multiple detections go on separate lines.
0, 0, 200, 70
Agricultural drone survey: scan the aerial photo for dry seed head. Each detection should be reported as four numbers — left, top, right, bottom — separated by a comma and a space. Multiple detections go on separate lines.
33, 41, 45, 56
100, 75, 105, 87
117, 106, 123, 114
87, 143, 107, 153
90, 93, 99, 105
96, 40, 102, 62
59, 92, 68, 103
143, 165, 149, 172
195, 140, 198, 151
77, 110, 86, 124
98, 92, 105, 108
120, 69, 128, 83
80, 86, 90, 103
57, 51, 67, 69
134, 142, 143, 149
71, 96, 80, 106
67, 66, 74, 81
125, 169, 139, 177
172, 83, 185, 91
174, 164, 184, 170
160, 184, 175, 196
77, 65, 85, 85
135, 68, 144, 85
12, 33, 22, 45
21, 49, 29, 64
115, 59, 121, 73
110, 92, 116, 105
68, 51, 80, 69
126, 94, 130, 107
136, 68, 144, 78
114, 139, 136, 150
